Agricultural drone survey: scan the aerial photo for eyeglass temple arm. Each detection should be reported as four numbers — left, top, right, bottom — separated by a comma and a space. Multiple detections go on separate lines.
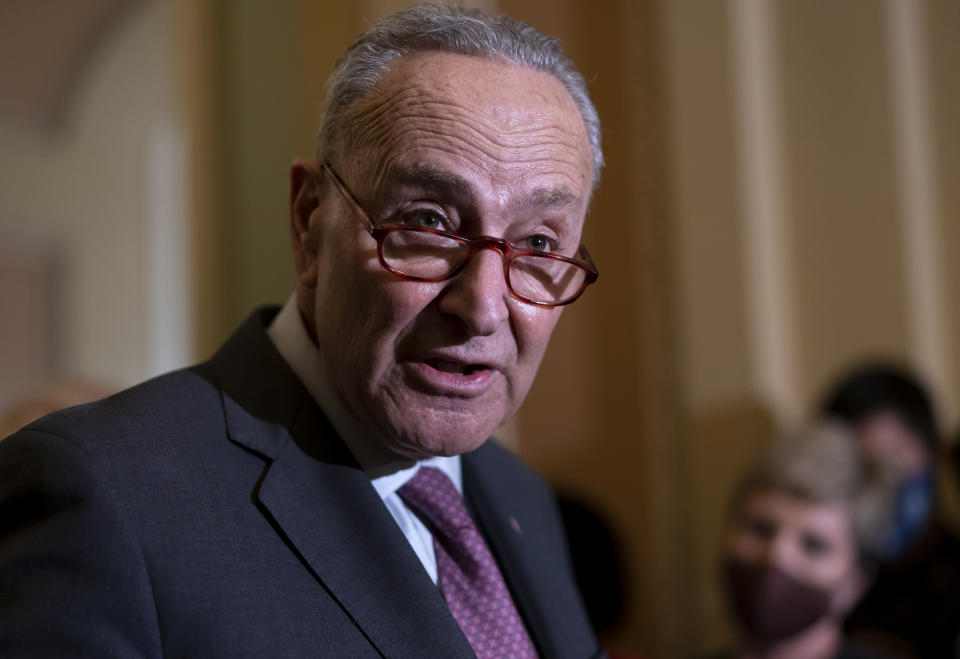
577, 244, 599, 280
321, 163, 376, 234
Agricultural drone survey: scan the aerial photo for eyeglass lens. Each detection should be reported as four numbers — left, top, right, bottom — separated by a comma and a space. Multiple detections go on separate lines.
380, 229, 588, 304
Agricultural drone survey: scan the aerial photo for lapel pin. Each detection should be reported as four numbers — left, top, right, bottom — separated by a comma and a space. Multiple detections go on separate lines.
509, 516, 522, 534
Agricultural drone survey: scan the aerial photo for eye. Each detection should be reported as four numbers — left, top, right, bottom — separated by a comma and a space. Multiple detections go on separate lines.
746, 516, 776, 540
521, 234, 555, 252
400, 207, 447, 230
801, 533, 832, 558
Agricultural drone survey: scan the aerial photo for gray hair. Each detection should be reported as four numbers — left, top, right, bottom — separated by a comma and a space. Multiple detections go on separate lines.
316, 3, 603, 186
730, 421, 896, 564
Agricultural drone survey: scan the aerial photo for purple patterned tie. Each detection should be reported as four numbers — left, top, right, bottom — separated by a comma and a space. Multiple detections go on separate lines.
398, 466, 538, 658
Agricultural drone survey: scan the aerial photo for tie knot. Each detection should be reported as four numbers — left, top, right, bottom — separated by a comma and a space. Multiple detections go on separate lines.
398, 466, 473, 535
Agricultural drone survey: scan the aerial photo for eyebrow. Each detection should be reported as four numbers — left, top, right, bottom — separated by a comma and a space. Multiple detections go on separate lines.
384, 164, 474, 201
520, 186, 582, 212
383, 163, 582, 212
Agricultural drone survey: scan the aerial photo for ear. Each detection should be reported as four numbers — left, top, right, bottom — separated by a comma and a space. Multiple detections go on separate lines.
290, 158, 324, 287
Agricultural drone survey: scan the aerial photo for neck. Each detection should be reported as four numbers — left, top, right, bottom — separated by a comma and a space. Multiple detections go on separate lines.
741, 619, 842, 659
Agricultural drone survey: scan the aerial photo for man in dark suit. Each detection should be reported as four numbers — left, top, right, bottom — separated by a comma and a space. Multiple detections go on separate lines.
0, 5, 603, 657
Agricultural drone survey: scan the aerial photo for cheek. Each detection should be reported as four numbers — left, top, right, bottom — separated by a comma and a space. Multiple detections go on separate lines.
513, 305, 562, 363
319, 220, 425, 316
858, 436, 892, 463
790, 548, 847, 591
812, 551, 857, 587
314, 247, 399, 367
350, 279, 444, 375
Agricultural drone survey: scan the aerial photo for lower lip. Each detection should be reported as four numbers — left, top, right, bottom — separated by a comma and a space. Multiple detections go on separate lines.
404, 361, 496, 395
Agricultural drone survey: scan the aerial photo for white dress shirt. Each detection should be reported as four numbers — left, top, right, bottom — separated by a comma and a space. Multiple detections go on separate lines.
267, 294, 460, 584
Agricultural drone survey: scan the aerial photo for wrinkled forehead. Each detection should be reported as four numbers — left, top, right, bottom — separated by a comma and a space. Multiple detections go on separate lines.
340, 52, 594, 206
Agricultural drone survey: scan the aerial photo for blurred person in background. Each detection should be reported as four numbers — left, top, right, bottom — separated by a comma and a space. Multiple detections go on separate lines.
821, 363, 960, 657
710, 422, 901, 659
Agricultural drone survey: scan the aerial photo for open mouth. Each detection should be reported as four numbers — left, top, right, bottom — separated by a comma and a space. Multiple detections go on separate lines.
425, 358, 487, 376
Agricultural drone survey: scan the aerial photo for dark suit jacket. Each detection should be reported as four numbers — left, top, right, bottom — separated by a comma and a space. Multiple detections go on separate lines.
0, 307, 599, 658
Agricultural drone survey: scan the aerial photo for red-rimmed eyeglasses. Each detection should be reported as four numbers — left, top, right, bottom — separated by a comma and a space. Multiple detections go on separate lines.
320, 163, 598, 307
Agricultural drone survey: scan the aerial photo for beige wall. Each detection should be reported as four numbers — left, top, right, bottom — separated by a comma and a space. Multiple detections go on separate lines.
929, 0, 960, 414
0, 0, 188, 400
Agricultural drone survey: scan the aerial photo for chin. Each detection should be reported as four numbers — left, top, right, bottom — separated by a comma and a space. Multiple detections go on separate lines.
372, 390, 502, 454
388, 424, 493, 460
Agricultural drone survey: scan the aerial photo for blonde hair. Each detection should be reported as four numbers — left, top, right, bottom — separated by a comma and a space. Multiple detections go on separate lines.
731, 421, 895, 562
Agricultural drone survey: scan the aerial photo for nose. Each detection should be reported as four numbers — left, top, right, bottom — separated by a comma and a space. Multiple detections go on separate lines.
761, 532, 800, 574
436, 246, 510, 336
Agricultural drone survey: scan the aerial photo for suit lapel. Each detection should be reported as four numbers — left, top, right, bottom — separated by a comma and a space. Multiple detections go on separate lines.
255, 407, 474, 658
211, 309, 474, 658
